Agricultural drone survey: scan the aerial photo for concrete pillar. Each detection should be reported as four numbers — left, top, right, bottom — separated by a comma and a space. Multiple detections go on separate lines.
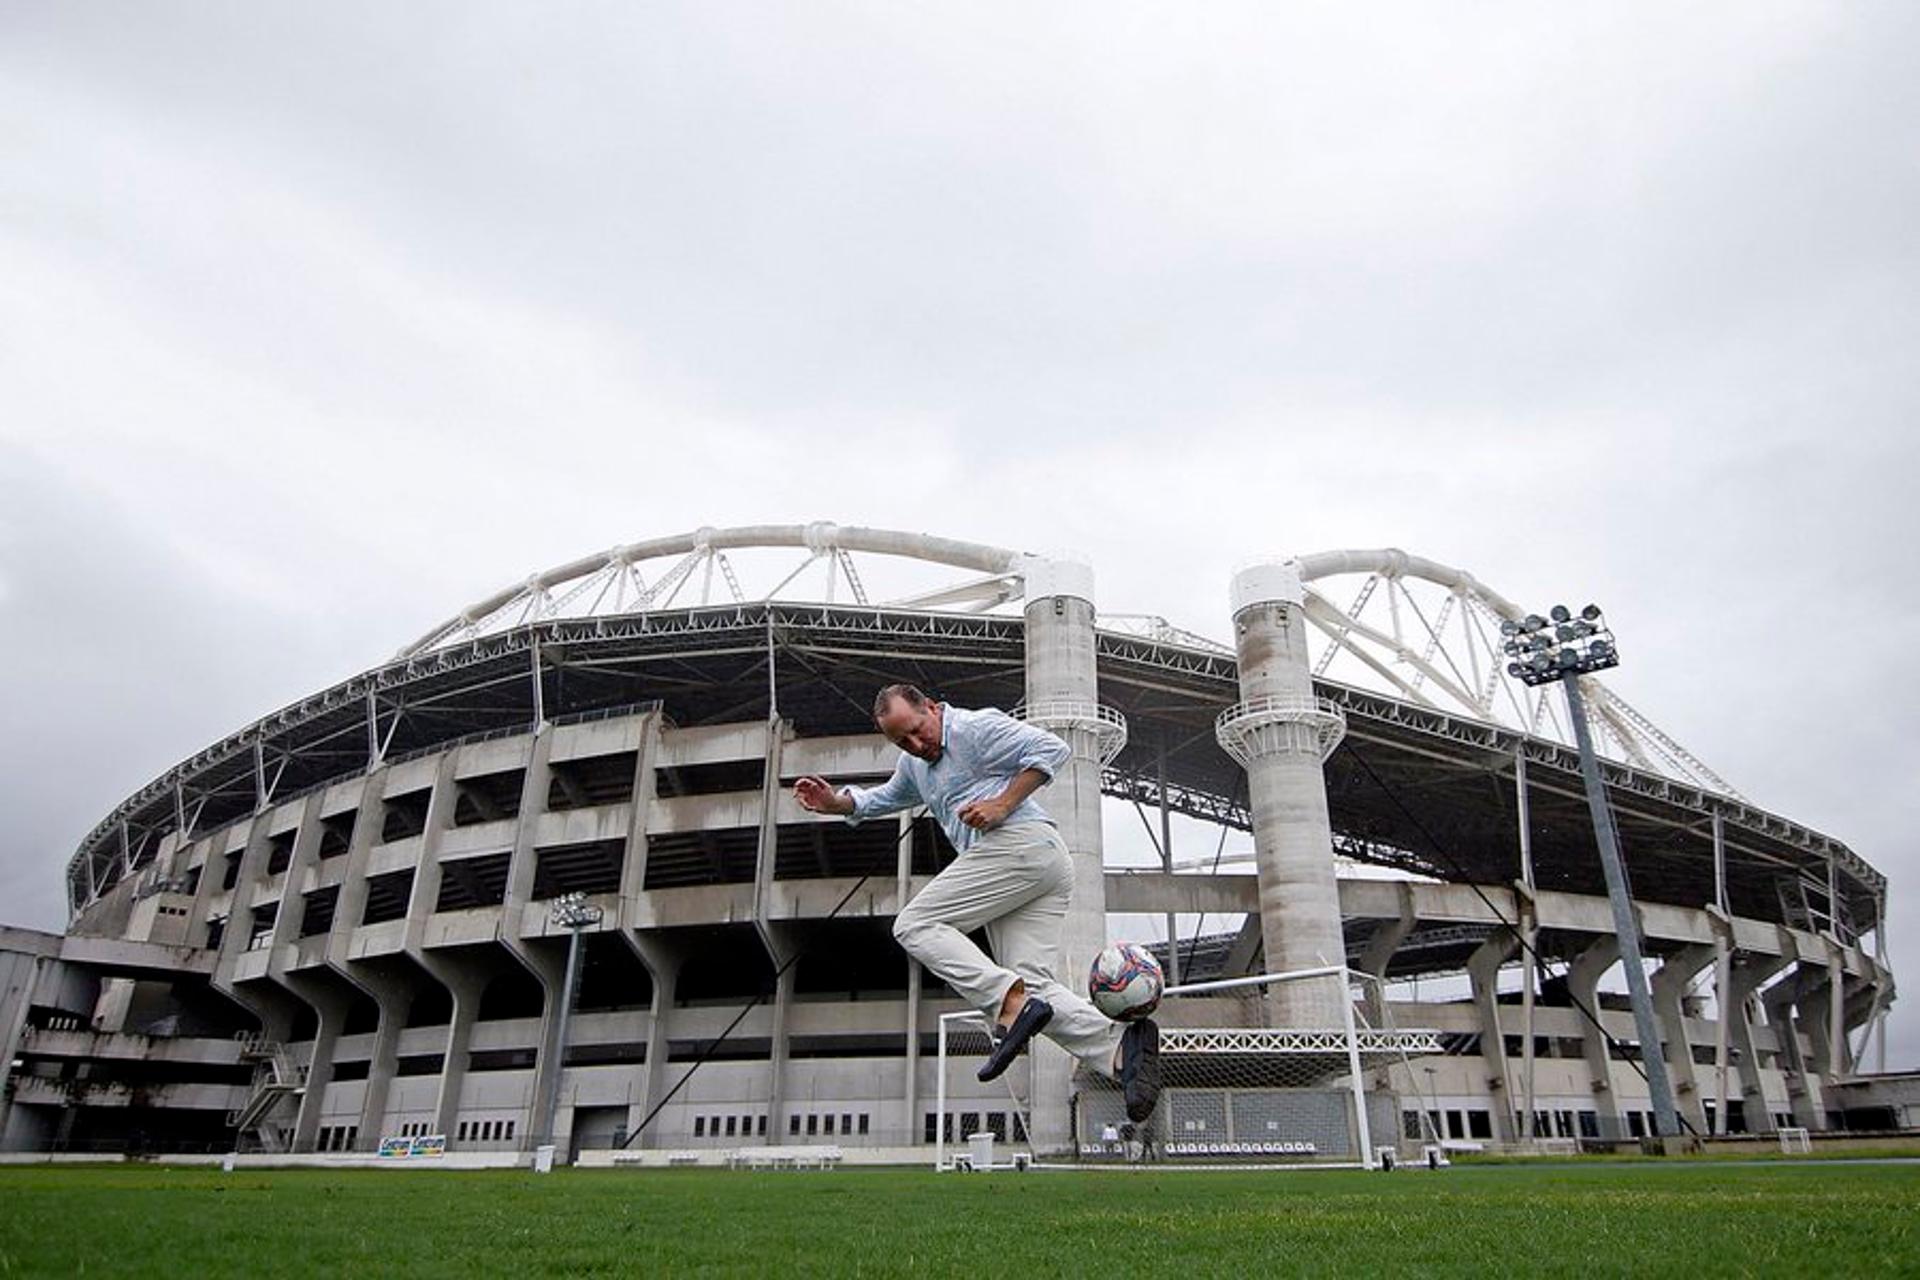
289, 992, 350, 1152
767, 963, 798, 1144
417, 957, 490, 1141
1649, 945, 1717, 1134
1217, 561, 1346, 1026
317, 771, 417, 1148
401, 752, 472, 1145
898, 811, 921, 1146
617, 712, 664, 914
498, 728, 568, 1150
1566, 937, 1624, 1139
1725, 949, 1794, 1135
624, 931, 680, 1150
1466, 931, 1519, 1142
1356, 883, 1417, 1025
1020, 554, 1118, 1154
209, 811, 301, 1043
1826, 942, 1848, 1079
749, 720, 798, 1142
1763, 966, 1826, 1130
0, 952, 48, 1147
265, 792, 353, 1154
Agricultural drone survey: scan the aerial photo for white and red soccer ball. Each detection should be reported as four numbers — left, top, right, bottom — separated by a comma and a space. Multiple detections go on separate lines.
1088, 941, 1164, 1021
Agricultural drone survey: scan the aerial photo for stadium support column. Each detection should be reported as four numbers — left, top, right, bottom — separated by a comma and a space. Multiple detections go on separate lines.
1567, 937, 1624, 1139
1725, 947, 1795, 1136
0, 952, 47, 1147
1763, 964, 1826, 1130
750, 720, 801, 1145
1467, 931, 1520, 1143
404, 752, 480, 1144
899, 812, 922, 1147
1020, 555, 1125, 1155
501, 727, 572, 1152
1650, 945, 1717, 1134
328, 768, 418, 1150
1215, 561, 1347, 1026
623, 933, 680, 1149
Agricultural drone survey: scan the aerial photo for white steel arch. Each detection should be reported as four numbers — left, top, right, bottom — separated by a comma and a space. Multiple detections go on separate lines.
1291, 548, 1744, 799
398, 523, 1036, 658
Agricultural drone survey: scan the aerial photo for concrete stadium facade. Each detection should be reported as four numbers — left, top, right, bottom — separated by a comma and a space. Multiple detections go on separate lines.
0, 526, 1895, 1159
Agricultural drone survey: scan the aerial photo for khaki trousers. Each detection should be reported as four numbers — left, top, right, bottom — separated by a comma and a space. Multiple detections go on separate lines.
891, 820, 1122, 1074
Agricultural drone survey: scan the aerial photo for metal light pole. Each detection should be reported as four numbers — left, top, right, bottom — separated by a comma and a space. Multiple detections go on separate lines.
538, 891, 604, 1153
1502, 604, 1681, 1141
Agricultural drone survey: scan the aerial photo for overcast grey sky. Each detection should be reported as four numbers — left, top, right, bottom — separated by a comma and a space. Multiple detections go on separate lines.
3, 4, 1916, 1057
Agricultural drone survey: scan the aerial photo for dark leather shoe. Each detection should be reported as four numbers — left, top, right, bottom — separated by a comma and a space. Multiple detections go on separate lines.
1119, 1018, 1161, 1122
978, 998, 1053, 1082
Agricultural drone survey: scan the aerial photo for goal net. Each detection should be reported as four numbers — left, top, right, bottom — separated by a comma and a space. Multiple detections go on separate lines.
937, 965, 1445, 1169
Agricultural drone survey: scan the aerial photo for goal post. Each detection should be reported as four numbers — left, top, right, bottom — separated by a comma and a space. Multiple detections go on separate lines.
933, 964, 1445, 1170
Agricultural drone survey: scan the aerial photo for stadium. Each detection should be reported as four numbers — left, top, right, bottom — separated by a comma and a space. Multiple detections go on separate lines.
0, 523, 1897, 1163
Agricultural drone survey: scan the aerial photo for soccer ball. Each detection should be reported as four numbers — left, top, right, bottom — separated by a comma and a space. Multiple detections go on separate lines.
1088, 942, 1164, 1021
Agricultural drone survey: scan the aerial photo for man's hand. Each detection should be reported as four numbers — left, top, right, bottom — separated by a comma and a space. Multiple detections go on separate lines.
958, 793, 1014, 831
793, 776, 853, 816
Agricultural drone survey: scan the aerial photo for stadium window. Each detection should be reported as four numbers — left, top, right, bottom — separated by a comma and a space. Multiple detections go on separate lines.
924, 1113, 937, 1144
1467, 1111, 1491, 1140
457, 1122, 468, 1141
1627, 1112, 1646, 1138
348, 1127, 358, 1149
694, 1117, 705, 1137
961, 1111, 980, 1137
505, 1121, 514, 1140
1578, 1111, 1598, 1138
1402, 1111, 1422, 1140
807, 1114, 818, 1136
1445, 1110, 1463, 1140
842, 1113, 852, 1136
943, 1114, 955, 1143
858, 1114, 869, 1136
824, 1115, 835, 1135
1556, 1111, 1574, 1139
757, 1116, 767, 1137
725, 1117, 737, 1138
986, 1113, 1006, 1141
791, 1114, 802, 1137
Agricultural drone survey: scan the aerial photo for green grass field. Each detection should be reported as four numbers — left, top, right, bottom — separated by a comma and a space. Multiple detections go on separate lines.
4, 1162, 1917, 1277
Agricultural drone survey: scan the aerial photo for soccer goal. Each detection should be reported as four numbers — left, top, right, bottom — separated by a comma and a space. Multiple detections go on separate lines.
1777, 1126, 1813, 1155
934, 964, 1445, 1170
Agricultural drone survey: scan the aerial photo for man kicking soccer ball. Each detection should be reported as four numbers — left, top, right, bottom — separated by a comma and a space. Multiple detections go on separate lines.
793, 683, 1161, 1122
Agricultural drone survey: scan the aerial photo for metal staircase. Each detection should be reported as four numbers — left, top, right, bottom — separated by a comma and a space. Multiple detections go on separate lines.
227, 1031, 306, 1151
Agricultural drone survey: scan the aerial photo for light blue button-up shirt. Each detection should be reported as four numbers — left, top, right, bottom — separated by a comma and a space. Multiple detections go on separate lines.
843, 704, 1072, 853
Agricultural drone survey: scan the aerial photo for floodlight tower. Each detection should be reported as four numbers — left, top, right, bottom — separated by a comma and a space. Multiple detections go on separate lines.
1502, 604, 1681, 1140
536, 891, 605, 1152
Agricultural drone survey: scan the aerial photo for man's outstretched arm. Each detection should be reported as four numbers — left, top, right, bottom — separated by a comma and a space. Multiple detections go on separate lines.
793, 762, 918, 823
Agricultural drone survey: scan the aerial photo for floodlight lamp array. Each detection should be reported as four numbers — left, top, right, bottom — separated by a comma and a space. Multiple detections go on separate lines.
1499, 603, 1618, 686
548, 891, 605, 929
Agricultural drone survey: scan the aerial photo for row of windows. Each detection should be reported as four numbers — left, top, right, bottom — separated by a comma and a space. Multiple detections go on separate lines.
394, 1121, 436, 1138
457, 1119, 517, 1142
694, 1114, 766, 1139
791, 1111, 870, 1138
687, 1112, 878, 1140
1404, 1104, 1771, 1142
316, 1124, 359, 1152
924, 1111, 1024, 1144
